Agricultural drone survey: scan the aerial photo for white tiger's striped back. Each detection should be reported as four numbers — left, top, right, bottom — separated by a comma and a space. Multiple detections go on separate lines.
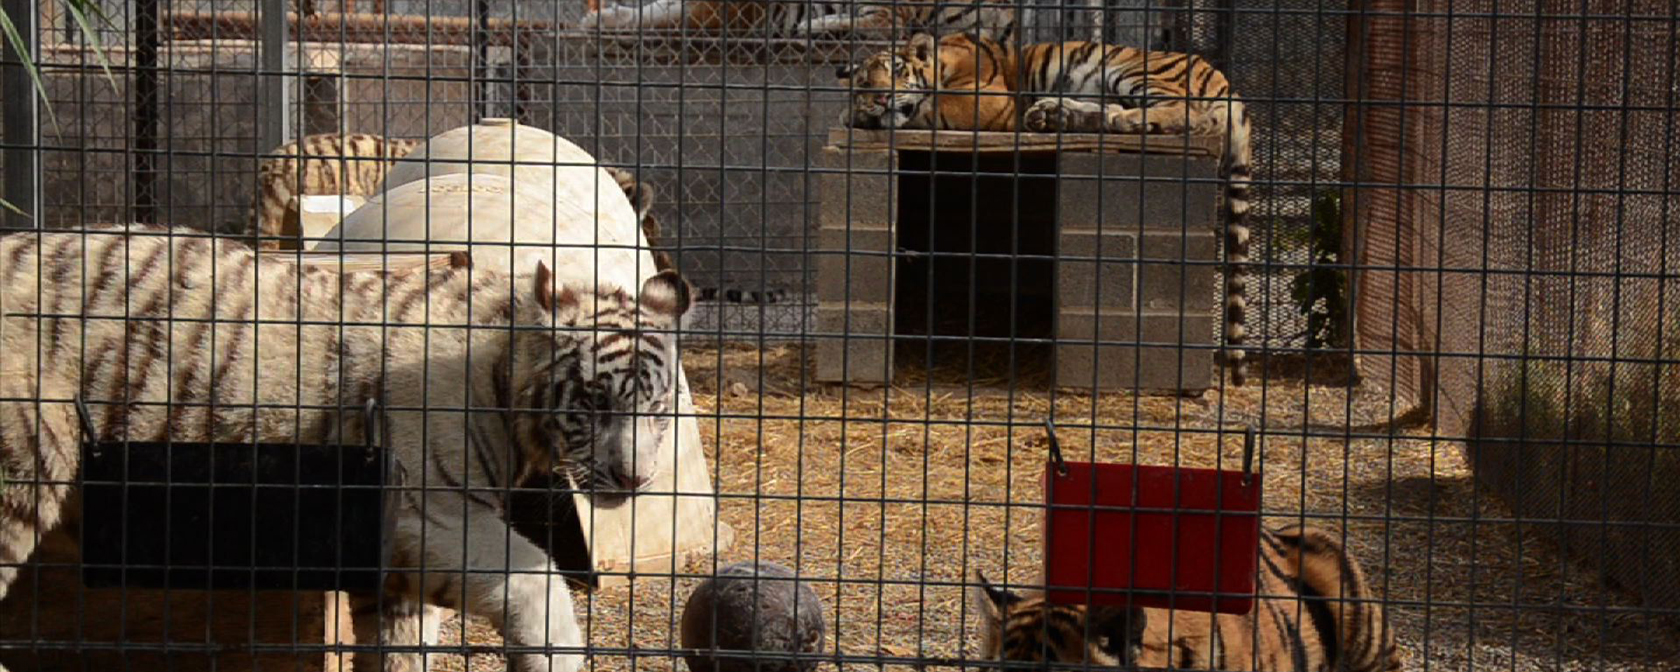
581, 0, 1015, 41
771, 0, 1016, 39
2, 225, 522, 446
0, 225, 692, 672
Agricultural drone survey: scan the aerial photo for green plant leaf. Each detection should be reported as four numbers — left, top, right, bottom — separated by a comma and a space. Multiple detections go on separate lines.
0, 196, 27, 218
0, 8, 60, 132
60, 0, 119, 93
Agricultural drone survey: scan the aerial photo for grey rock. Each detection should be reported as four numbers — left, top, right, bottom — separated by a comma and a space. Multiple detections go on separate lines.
680, 561, 827, 672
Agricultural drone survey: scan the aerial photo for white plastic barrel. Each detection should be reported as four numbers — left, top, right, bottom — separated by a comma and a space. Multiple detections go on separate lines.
369, 117, 652, 291
311, 173, 592, 277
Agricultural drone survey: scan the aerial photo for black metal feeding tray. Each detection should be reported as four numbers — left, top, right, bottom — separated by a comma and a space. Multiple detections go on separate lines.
77, 397, 397, 592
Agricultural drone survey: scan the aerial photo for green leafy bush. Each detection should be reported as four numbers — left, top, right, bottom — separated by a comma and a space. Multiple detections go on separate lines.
1286, 189, 1350, 349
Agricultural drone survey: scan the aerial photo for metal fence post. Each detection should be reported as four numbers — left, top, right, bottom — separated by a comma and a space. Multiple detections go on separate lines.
134, 0, 159, 224
259, 0, 293, 157
2, 0, 39, 230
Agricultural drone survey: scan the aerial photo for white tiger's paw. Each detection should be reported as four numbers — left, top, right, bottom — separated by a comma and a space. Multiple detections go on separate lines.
546, 652, 585, 672
1024, 98, 1098, 133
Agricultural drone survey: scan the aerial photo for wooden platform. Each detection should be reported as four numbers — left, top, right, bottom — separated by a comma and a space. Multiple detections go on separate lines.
824, 129, 1223, 157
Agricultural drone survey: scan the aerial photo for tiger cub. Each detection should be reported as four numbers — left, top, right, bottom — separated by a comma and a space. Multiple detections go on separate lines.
0, 224, 693, 672
579, 0, 1015, 42
839, 32, 1255, 384
247, 132, 423, 250
972, 525, 1401, 671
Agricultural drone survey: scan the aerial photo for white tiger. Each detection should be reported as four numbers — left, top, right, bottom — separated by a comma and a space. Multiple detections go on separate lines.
0, 224, 693, 672
578, 0, 1017, 42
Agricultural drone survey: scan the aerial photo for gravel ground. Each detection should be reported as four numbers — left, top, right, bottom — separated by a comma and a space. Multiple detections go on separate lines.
417, 343, 1678, 672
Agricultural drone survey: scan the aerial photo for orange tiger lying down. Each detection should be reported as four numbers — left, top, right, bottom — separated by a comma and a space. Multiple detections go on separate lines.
972, 525, 1402, 671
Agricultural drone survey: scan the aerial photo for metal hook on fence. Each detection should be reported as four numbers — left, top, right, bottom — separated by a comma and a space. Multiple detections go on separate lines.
74, 395, 99, 452
1241, 425, 1256, 486
1044, 416, 1068, 477
363, 398, 380, 450
363, 396, 393, 469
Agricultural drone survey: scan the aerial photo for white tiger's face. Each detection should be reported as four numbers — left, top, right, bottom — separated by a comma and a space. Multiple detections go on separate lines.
545, 270, 692, 496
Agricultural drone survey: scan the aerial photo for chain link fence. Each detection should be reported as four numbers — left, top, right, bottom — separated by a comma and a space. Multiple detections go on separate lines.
2, 2, 1674, 671
13, 0, 1340, 346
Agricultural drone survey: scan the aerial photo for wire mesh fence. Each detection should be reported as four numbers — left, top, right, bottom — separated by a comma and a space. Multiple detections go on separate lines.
0, 1, 1676, 671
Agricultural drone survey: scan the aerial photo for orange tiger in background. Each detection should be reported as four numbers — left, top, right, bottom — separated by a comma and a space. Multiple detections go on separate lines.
246, 132, 420, 250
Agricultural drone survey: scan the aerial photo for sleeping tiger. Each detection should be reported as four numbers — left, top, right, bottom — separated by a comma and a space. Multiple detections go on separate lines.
578, 0, 1015, 42
838, 32, 1255, 385
972, 525, 1401, 671
0, 224, 693, 672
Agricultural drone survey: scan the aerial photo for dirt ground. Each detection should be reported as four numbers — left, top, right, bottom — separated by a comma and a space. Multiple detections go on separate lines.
426, 342, 1679, 672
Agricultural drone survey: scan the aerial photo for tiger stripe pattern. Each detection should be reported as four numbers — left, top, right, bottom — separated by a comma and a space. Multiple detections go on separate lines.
839, 32, 1254, 384
248, 132, 423, 250
973, 525, 1401, 671
580, 0, 1015, 43
0, 224, 693, 672
606, 165, 676, 273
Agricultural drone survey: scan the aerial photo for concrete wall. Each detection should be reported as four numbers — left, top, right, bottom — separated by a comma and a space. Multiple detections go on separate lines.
35, 41, 477, 233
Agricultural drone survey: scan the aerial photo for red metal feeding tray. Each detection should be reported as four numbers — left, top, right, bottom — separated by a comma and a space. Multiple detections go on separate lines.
1041, 422, 1263, 615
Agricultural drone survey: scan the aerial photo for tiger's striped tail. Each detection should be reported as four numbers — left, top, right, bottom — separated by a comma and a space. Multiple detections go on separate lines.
1268, 525, 1404, 672
1218, 97, 1252, 386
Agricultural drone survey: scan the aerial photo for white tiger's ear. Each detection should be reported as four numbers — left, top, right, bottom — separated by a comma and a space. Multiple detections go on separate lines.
534, 261, 555, 311
532, 261, 577, 314
907, 32, 937, 61
639, 269, 692, 321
